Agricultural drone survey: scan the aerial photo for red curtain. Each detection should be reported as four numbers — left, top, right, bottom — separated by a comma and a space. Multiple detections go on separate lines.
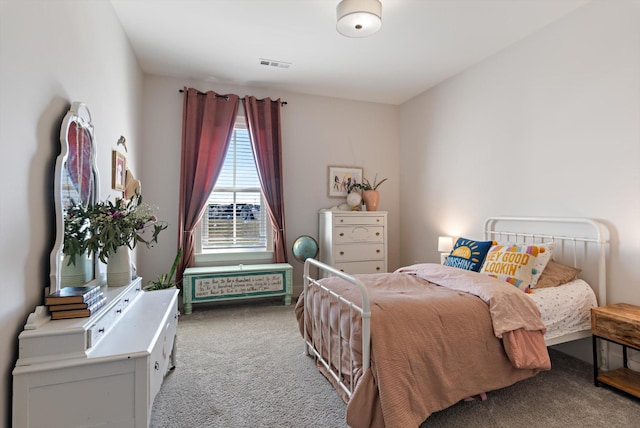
176, 88, 239, 283
242, 96, 288, 263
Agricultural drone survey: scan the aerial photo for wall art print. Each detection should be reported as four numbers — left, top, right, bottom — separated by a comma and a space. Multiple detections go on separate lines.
328, 166, 363, 197
112, 150, 126, 192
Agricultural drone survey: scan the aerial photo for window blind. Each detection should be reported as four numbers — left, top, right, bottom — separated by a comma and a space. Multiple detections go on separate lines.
202, 125, 267, 249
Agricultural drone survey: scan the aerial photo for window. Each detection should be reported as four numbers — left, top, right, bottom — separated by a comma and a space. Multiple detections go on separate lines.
200, 118, 268, 251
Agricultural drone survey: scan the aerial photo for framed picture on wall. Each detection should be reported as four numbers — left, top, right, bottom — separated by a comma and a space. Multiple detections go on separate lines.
328, 166, 363, 197
112, 150, 126, 191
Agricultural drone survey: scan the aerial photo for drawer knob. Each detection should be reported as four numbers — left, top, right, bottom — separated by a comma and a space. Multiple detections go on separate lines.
124, 298, 129, 303
376, 249, 380, 253
376, 267, 381, 271
340, 219, 344, 222
376, 232, 380, 236
154, 361, 160, 371
340, 251, 345, 255
98, 328, 105, 333
339, 233, 344, 237
116, 309, 122, 314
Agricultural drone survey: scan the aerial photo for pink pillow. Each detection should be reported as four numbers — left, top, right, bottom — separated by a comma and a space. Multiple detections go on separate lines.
532, 260, 581, 288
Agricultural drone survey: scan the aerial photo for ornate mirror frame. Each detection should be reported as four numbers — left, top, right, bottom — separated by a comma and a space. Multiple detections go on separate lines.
50, 102, 100, 293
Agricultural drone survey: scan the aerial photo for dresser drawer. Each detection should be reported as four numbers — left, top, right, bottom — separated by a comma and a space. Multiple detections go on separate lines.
121, 280, 142, 309
334, 215, 385, 226
150, 306, 178, 402
335, 260, 386, 275
335, 243, 385, 262
335, 225, 384, 243
88, 299, 123, 347
88, 283, 142, 348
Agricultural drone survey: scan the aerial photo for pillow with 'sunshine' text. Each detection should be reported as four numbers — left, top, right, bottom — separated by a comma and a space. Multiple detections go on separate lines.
444, 238, 494, 272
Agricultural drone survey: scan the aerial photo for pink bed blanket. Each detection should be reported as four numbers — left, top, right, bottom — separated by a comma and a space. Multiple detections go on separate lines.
397, 264, 551, 370
295, 263, 550, 428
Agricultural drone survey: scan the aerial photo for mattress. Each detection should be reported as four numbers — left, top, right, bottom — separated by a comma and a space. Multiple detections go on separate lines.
527, 279, 597, 341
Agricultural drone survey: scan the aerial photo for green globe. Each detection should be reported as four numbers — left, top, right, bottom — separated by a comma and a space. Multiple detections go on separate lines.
292, 235, 319, 262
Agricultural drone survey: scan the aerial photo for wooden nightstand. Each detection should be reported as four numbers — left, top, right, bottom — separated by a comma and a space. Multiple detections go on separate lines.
591, 303, 640, 398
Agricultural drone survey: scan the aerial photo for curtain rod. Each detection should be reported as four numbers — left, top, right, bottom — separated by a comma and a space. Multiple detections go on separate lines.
178, 89, 287, 106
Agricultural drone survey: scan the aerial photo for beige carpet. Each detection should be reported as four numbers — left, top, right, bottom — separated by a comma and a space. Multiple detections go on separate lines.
150, 300, 639, 428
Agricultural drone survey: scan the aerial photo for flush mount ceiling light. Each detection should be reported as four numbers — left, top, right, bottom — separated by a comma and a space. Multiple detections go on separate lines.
336, 0, 382, 38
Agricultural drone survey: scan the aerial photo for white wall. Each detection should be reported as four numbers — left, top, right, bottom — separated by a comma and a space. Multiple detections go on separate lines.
0, 0, 143, 424
138, 75, 401, 295
399, 1, 640, 360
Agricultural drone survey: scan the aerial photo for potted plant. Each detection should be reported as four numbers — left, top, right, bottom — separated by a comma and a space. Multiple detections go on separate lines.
145, 247, 183, 291
60, 201, 94, 285
349, 174, 387, 211
63, 201, 90, 266
85, 193, 167, 286
354, 174, 388, 192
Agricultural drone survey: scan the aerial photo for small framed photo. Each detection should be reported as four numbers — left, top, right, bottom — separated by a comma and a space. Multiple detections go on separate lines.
328, 166, 363, 197
112, 150, 126, 191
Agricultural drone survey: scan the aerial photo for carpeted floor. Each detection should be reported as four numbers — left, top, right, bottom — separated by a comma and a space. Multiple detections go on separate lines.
150, 301, 639, 428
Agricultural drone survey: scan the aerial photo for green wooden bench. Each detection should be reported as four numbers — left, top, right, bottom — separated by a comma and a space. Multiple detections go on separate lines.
182, 263, 293, 314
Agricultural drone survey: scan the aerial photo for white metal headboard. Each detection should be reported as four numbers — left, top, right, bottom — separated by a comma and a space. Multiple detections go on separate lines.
484, 217, 609, 306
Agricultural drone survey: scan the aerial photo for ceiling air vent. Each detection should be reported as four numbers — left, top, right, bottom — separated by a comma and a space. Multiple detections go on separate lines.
259, 58, 291, 69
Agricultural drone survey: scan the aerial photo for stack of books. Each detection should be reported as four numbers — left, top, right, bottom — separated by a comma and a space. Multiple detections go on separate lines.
45, 285, 106, 320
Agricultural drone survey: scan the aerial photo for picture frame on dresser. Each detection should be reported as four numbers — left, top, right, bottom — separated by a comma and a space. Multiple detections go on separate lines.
328, 165, 362, 197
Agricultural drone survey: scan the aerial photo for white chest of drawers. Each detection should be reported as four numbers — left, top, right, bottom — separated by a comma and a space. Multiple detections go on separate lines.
12, 279, 179, 428
318, 210, 388, 277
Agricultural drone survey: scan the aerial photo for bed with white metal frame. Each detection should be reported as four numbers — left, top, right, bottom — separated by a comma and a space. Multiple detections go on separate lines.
301, 216, 610, 401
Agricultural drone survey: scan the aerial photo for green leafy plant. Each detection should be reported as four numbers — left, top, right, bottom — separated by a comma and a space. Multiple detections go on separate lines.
84, 193, 167, 263
145, 247, 183, 291
349, 174, 388, 192
63, 200, 91, 266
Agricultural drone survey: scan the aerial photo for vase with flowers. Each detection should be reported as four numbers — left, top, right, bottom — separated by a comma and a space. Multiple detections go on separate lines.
61, 201, 93, 285
84, 193, 167, 286
348, 174, 387, 211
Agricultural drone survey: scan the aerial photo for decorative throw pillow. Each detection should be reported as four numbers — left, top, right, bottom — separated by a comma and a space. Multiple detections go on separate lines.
444, 238, 494, 272
533, 260, 581, 288
480, 243, 547, 292
524, 242, 554, 287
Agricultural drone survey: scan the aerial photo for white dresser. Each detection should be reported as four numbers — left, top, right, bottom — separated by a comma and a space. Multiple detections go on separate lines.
318, 210, 388, 277
12, 278, 179, 428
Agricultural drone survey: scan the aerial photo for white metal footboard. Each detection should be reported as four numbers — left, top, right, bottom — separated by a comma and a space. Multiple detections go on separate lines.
302, 258, 371, 399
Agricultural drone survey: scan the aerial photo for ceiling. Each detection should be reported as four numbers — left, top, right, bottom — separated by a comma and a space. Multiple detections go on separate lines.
110, 0, 589, 105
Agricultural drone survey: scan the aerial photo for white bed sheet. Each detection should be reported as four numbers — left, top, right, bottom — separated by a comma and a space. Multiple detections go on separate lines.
527, 279, 597, 341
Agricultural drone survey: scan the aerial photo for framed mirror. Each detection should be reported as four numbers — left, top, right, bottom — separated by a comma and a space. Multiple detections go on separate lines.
49, 102, 100, 292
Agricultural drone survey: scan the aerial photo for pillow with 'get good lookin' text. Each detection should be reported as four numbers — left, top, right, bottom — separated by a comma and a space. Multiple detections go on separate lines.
480, 243, 552, 292
444, 238, 494, 272
529, 242, 554, 287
